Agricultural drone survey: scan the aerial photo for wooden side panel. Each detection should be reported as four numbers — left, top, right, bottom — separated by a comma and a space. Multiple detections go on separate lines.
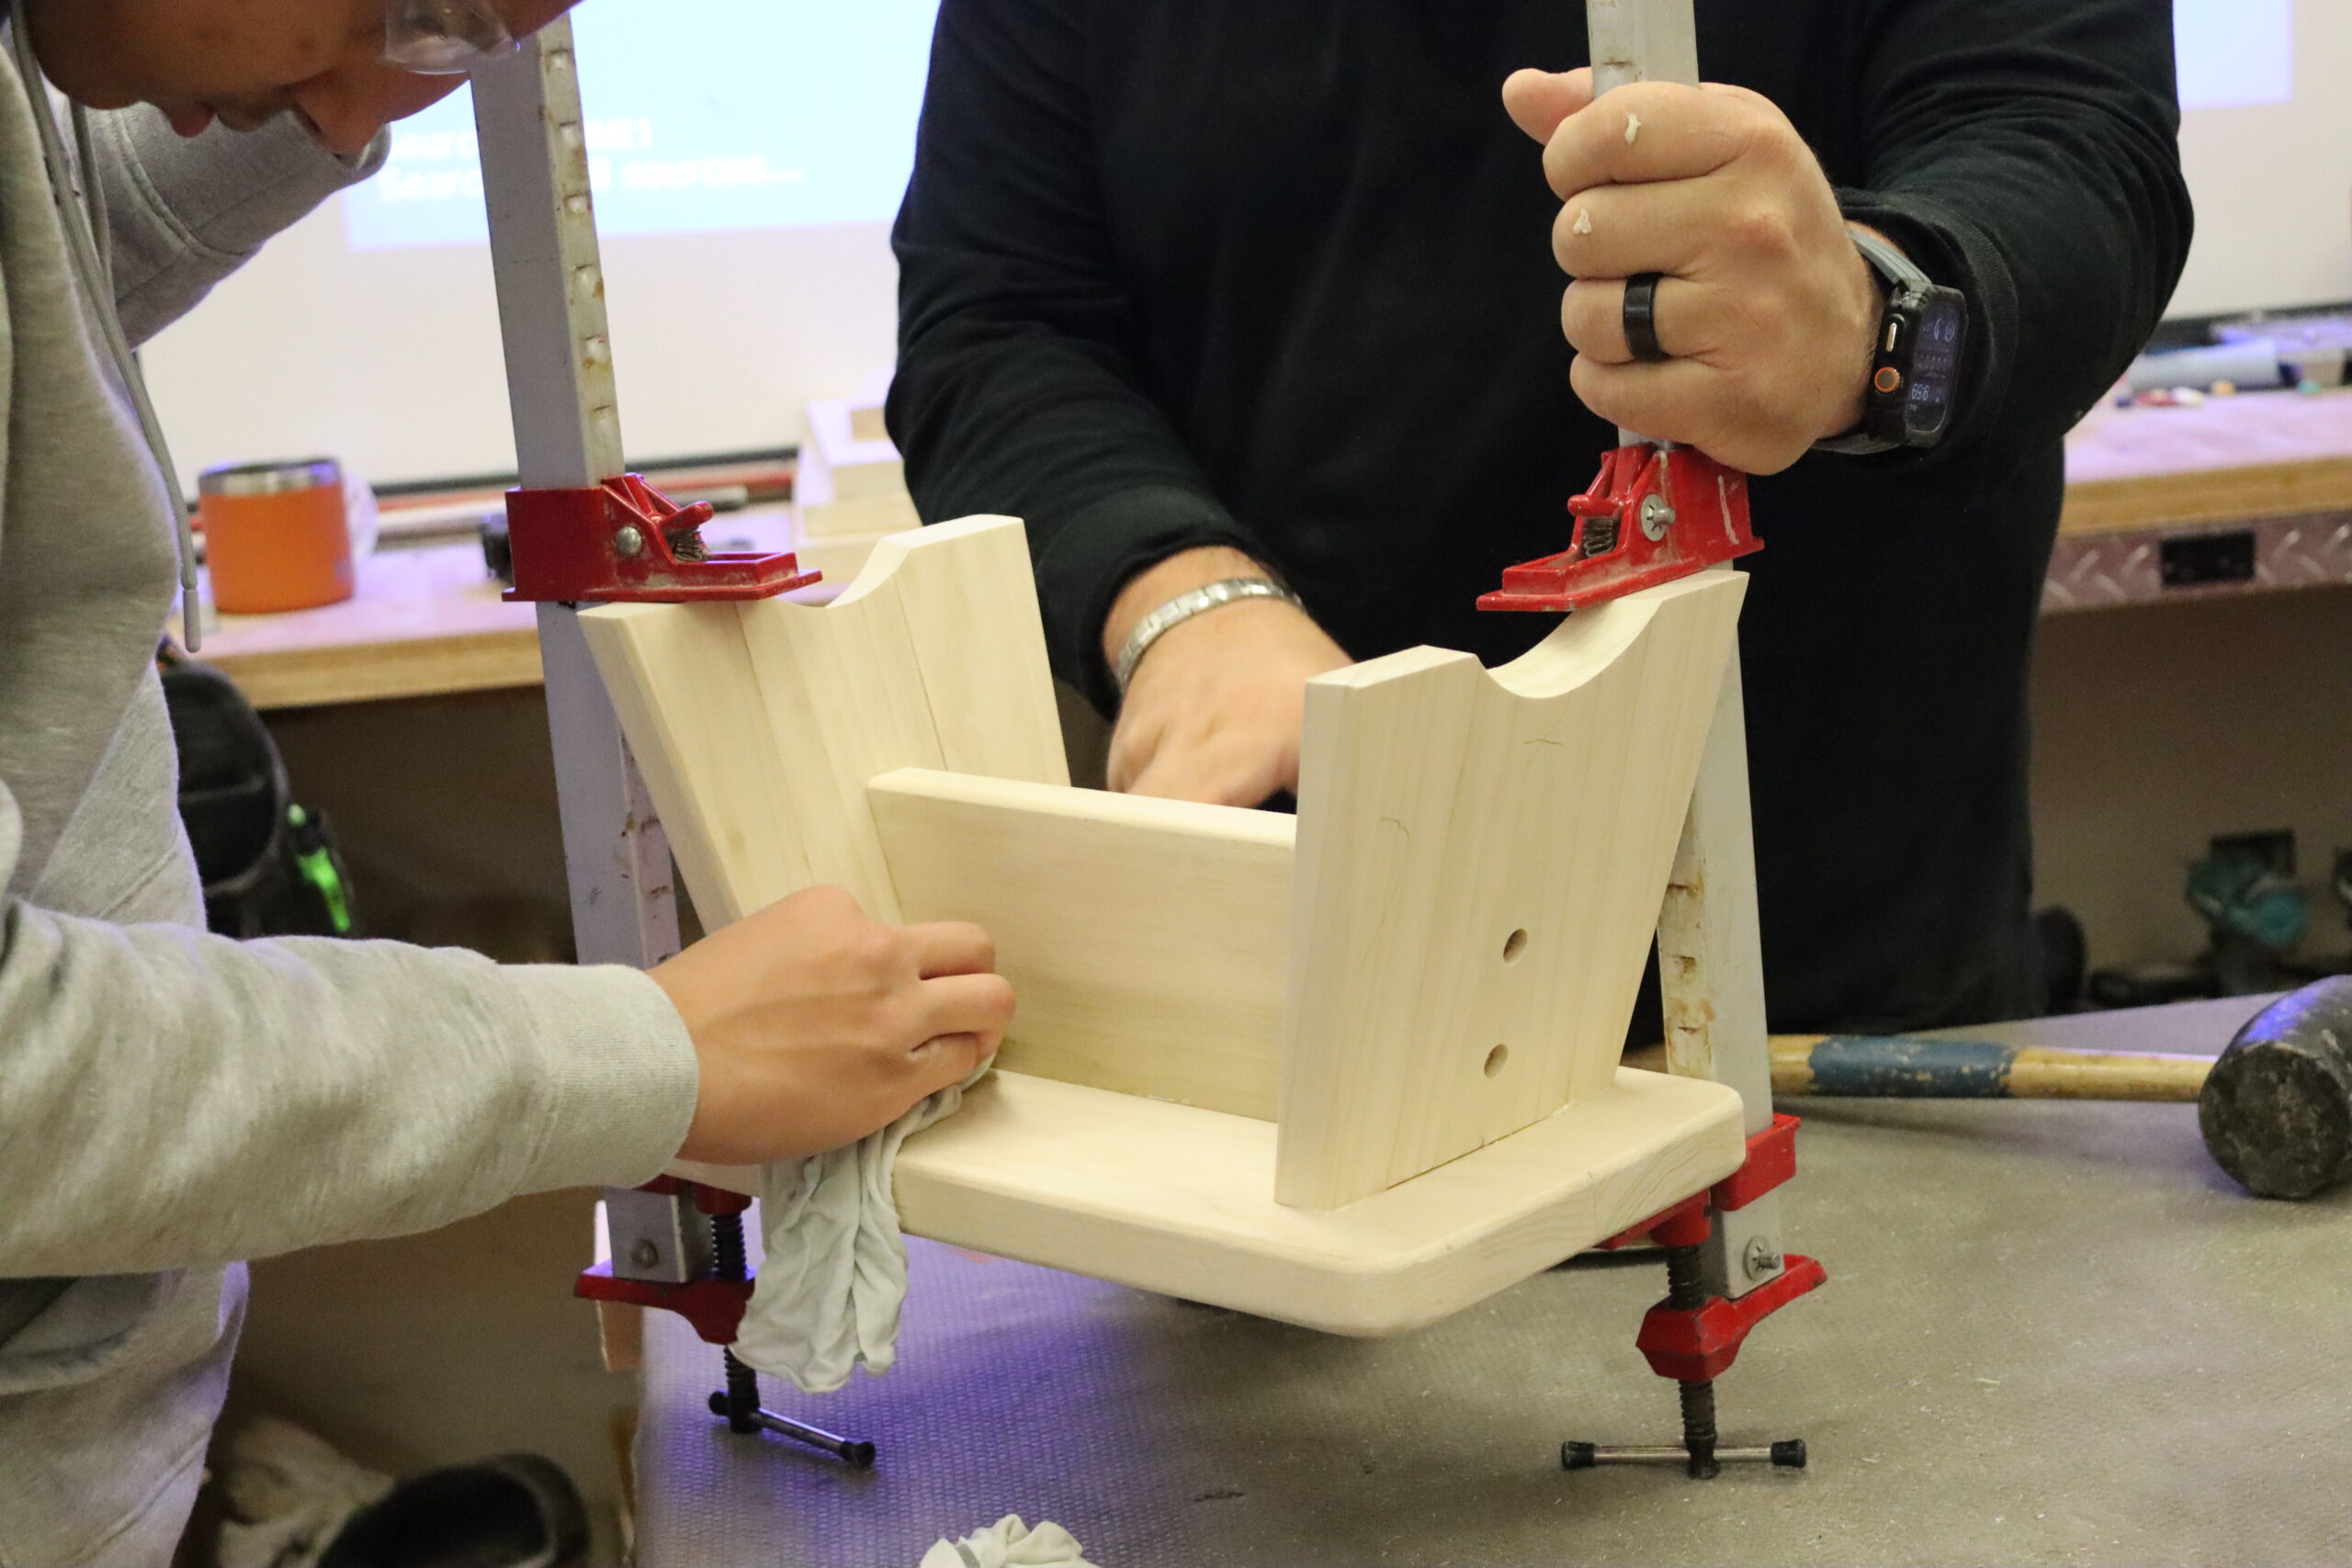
576, 601, 796, 926
1276, 570, 1747, 1209
579, 515, 1066, 929
876, 526, 1069, 788
869, 768, 1292, 1119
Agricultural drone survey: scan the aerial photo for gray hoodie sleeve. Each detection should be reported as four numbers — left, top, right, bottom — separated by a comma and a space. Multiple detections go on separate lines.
0, 70, 704, 1281
89, 105, 389, 346
0, 906, 701, 1277
0, 750, 702, 1277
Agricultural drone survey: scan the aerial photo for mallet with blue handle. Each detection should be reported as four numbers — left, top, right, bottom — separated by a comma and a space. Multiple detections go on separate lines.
1630, 977, 2352, 1200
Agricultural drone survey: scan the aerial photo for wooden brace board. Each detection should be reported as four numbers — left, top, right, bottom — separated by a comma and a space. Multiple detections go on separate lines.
870, 768, 1295, 1118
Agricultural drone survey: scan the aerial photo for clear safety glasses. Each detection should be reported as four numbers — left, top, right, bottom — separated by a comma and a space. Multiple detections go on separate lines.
381, 0, 518, 74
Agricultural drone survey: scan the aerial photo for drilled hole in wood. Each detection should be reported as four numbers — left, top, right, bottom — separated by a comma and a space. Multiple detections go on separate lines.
1484, 1043, 1510, 1078
1502, 929, 1529, 964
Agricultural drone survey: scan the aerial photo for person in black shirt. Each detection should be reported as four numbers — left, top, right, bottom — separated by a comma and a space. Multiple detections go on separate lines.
886, 1, 2191, 1035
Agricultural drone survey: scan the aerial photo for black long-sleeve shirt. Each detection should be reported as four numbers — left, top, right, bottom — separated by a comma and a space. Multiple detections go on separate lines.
888, 0, 2190, 1034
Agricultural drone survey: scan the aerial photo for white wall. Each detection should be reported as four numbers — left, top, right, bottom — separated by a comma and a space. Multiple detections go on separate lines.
2167, 0, 2352, 318
141, 209, 899, 488
138, 5, 2352, 491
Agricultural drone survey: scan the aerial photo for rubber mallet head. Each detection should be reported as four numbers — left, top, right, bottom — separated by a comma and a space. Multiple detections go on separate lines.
2198, 976, 2352, 1199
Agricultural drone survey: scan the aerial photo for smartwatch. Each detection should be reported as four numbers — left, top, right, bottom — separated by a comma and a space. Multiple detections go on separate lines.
1815, 226, 1968, 456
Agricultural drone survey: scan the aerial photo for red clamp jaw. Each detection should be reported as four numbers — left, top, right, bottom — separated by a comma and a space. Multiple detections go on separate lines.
573, 1177, 753, 1346
1635, 1252, 1829, 1383
503, 473, 820, 604
578, 1178, 878, 1465
1479, 444, 1760, 613
1569, 1113, 1824, 1476
1599, 1113, 1825, 1383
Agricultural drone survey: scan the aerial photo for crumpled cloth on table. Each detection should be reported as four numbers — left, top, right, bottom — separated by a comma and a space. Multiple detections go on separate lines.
730, 1061, 989, 1392
920, 1516, 1099, 1568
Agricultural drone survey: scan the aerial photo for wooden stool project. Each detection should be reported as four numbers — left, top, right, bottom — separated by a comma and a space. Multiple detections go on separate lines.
582, 514, 1750, 1336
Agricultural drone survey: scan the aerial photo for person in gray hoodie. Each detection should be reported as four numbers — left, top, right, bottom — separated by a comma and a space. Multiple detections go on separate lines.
0, 2, 1015, 1562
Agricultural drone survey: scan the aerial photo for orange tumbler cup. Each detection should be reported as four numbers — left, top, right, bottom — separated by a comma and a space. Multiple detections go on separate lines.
198, 457, 356, 615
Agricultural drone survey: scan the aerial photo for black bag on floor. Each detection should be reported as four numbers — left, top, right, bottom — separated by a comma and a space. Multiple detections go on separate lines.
158, 643, 359, 940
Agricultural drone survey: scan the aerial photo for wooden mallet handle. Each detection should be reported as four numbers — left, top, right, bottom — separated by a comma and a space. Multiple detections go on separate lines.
1627, 1035, 2212, 1101
1769, 1035, 2211, 1100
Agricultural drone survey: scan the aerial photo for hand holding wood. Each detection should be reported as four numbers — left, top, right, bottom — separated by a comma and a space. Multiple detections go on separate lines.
654, 886, 1014, 1165
1501, 67, 1881, 472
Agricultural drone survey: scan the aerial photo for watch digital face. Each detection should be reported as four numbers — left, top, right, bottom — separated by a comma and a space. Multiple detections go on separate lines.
1905, 292, 1967, 438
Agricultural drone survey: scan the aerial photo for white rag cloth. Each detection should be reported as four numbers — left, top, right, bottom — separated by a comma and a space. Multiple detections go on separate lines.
920, 1516, 1098, 1568
214, 1416, 392, 1568
731, 1063, 989, 1392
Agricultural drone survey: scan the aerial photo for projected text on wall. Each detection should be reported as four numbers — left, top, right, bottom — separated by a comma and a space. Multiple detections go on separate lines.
345, 0, 940, 248
346, 0, 2290, 250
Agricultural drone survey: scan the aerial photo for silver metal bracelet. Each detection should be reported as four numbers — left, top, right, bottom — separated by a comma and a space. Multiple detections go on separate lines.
1113, 576, 1301, 693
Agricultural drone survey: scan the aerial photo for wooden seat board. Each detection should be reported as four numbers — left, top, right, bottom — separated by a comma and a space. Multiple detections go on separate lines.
679, 1066, 1744, 1337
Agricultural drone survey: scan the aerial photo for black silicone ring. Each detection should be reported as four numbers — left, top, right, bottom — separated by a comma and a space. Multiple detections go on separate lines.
1623, 272, 1668, 363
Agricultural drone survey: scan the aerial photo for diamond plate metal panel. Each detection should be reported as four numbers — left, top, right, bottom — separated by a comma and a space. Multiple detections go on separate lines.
2043, 511, 2352, 612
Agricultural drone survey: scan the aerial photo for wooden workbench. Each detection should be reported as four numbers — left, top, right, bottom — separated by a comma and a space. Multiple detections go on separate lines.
187, 539, 546, 711
2061, 386, 2352, 535
190, 391, 2352, 711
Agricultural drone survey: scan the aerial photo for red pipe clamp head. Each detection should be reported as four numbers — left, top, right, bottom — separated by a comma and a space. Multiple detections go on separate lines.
1479, 444, 1761, 614
504, 472, 819, 604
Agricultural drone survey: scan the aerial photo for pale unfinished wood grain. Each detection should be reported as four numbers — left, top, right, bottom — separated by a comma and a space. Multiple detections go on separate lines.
180, 397, 2352, 715
580, 515, 1067, 926
1276, 569, 1747, 1210
869, 767, 1293, 1117
797, 393, 908, 502
607, 516, 1747, 1335
574, 600, 793, 925
686, 1066, 1744, 1335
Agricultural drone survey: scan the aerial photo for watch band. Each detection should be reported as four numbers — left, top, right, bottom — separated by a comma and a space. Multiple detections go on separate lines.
1849, 225, 1932, 294
1814, 226, 1933, 457
1113, 577, 1300, 692
1811, 430, 1899, 456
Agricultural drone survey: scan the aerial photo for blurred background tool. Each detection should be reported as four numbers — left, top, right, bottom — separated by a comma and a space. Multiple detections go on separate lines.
2088, 829, 2350, 1007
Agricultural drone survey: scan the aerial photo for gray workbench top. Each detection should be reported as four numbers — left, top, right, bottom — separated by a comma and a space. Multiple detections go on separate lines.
635, 995, 2352, 1566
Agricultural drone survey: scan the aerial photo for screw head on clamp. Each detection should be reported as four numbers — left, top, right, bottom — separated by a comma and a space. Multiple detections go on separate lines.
1742, 1236, 1784, 1281
1638, 493, 1675, 540
613, 524, 645, 558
